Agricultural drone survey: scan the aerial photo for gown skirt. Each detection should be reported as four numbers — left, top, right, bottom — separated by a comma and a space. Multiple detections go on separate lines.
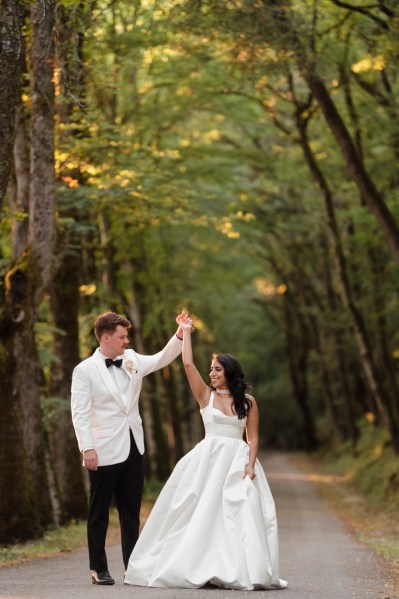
124, 392, 287, 591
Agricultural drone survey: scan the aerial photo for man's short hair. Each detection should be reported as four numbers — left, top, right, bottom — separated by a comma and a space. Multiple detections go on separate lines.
94, 311, 132, 341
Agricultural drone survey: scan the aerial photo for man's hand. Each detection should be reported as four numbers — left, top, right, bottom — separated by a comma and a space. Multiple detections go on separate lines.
83, 449, 99, 471
176, 312, 194, 331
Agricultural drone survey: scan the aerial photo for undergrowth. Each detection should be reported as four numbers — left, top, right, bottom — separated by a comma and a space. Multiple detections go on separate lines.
320, 420, 399, 513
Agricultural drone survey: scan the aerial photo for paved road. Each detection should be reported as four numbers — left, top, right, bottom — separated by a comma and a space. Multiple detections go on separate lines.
0, 453, 397, 599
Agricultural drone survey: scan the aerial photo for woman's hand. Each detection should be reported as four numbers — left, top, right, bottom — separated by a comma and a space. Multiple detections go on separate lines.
176, 313, 194, 331
243, 464, 256, 480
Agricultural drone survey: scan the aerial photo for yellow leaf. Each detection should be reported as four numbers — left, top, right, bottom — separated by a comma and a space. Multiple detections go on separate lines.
351, 54, 386, 73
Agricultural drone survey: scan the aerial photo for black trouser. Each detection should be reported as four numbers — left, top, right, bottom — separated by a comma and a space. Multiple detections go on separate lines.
87, 431, 144, 572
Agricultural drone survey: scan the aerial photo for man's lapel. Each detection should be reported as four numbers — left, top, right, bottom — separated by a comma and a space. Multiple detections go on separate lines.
121, 352, 139, 410
92, 349, 126, 410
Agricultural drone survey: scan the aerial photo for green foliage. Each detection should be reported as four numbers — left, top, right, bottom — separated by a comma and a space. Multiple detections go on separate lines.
323, 419, 399, 511
142, 478, 165, 502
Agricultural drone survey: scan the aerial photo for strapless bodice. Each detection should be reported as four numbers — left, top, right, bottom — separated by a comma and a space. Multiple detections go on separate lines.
200, 393, 246, 440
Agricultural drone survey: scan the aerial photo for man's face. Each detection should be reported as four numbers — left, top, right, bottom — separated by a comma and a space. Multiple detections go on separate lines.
102, 325, 129, 358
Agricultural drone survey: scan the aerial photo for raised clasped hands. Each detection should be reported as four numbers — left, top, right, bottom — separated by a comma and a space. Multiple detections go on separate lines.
176, 312, 194, 331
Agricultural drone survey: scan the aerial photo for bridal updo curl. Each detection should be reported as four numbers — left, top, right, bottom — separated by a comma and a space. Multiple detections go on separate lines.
211, 353, 252, 420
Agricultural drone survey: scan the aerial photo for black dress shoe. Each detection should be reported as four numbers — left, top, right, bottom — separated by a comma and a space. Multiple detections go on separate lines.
91, 570, 115, 585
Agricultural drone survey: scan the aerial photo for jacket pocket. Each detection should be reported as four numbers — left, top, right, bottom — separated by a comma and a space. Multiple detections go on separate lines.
92, 426, 114, 439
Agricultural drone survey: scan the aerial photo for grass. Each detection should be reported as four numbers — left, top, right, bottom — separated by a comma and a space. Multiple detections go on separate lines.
0, 495, 156, 568
0, 518, 89, 567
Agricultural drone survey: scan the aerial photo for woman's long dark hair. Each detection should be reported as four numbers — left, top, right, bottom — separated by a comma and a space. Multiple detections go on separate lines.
211, 353, 252, 419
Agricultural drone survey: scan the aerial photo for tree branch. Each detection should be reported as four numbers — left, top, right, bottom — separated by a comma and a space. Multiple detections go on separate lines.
329, 0, 390, 30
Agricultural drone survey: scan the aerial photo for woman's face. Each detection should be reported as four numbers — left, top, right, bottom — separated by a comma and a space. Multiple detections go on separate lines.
210, 359, 228, 389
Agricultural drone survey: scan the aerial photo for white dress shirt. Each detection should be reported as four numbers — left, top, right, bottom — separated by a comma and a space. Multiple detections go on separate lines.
101, 354, 130, 406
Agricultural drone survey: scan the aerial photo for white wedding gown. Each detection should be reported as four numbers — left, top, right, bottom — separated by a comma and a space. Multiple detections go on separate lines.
124, 392, 287, 591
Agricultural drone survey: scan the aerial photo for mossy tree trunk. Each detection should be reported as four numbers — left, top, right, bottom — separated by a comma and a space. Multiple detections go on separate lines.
10, 83, 30, 259
45, 0, 89, 524
20, 0, 57, 529
0, 0, 25, 209
8, 25, 30, 260
0, 278, 41, 542
48, 251, 88, 523
29, 0, 56, 294
0, 0, 57, 543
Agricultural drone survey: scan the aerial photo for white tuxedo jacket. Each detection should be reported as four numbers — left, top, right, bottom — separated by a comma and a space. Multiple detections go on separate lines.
71, 335, 182, 465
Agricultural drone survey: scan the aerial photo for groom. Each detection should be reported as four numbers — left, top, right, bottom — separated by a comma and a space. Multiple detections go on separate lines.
71, 310, 184, 585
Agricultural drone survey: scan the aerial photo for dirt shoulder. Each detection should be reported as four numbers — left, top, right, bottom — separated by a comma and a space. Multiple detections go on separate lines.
289, 452, 399, 593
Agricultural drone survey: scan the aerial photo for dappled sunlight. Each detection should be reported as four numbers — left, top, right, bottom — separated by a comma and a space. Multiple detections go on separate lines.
266, 471, 350, 484
236, 210, 255, 221
351, 54, 386, 73
61, 176, 79, 188
253, 277, 287, 296
217, 218, 240, 238
79, 284, 96, 296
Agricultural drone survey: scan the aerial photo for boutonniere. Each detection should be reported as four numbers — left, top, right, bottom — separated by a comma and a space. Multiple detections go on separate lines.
123, 359, 137, 375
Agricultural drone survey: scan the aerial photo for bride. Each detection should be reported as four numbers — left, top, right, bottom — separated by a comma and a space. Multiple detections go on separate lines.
124, 313, 287, 590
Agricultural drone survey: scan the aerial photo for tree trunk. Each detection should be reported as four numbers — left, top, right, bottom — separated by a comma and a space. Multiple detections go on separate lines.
29, 0, 56, 293
302, 70, 399, 265
296, 111, 399, 452
11, 91, 30, 258
15, 0, 57, 526
0, 0, 58, 542
98, 210, 118, 299
0, 253, 55, 540
321, 247, 359, 445
125, 279, 171, 478
18, 303, 54, 529
0, 287, 41, 542
282, 295, 318, 451
44, 0, 90, 523
48, 251, 88, 523
0, 0, 25, 210
308, 313, 343, 442
179, 375, 203, 451
146, 375, 172, 481
368, 247, 399, 425
161, 364, 185, 463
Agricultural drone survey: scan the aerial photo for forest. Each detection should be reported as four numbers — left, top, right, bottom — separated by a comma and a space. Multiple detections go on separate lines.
0, 0, 399, 544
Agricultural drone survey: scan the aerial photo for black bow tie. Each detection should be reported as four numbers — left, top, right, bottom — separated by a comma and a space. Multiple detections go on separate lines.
105, 358, 123, 368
